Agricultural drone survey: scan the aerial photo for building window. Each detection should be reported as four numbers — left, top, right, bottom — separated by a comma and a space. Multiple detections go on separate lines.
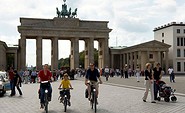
184, 62, 185, 71
184, 29, 185, 33
149, 54, 153, 59
162, 33, 164, 37
181, 37, 183, 46
99, 51, 102, 55
177, 62, 181, 72
177, 29, 180, 33
177, 37, 180, 46
137, 55, 138, 59
162, 39, 164, 43
177, 49, 181, 57
184, 49, 185, 57
184, 38, 185, 46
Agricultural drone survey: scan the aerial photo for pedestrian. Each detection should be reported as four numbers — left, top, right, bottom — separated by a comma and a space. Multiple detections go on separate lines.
121, 68, 124, 78
23, 69, 29, 84
31, 70, 37, 83
168, 66, 175, 83
153, 62, 162, 100
142, 63, 156, 103
135, 66, 140, 82
124, 65, 128, 78
128, 66, 132, 77
104, 66, 110, 81
8, 67, 15, 96
13, 70, 23, 96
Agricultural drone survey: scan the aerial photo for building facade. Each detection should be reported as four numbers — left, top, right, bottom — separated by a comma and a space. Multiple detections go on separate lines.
110, 40, 171, 72
0, 41, 18, 71
154, 22, 185, 74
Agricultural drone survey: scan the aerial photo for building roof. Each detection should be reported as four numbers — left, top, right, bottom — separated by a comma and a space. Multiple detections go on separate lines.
153, 22, 185, 31
110, 40, 171, 54
109, 46, 127, 49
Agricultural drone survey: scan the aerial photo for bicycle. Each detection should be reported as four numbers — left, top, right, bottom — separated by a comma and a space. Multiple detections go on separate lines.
40, 81, 51, 113
89, 82, 99, 113
58, 88, 73, 112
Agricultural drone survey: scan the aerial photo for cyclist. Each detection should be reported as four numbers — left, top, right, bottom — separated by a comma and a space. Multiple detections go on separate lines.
38, 64, 53, 109
85, 63, 103, 102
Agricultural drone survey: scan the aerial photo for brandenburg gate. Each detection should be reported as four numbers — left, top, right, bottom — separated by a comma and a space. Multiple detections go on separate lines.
17, 1, 111, 70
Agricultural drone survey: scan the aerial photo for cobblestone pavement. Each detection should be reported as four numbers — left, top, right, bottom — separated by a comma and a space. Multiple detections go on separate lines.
100, 75, 185, 95
0, 80, 185, 113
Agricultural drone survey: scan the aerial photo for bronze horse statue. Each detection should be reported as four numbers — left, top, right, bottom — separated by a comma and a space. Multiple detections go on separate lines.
72, 8, 77, 18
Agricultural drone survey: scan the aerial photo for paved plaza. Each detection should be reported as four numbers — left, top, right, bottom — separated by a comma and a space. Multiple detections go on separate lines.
1, 79, 185, 113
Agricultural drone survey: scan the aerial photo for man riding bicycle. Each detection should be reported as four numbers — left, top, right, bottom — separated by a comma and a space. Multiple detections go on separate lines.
38, 64, 53, 109
85, 63, 103, 101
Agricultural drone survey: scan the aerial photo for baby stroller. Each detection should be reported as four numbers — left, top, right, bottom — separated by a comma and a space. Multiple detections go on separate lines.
157, 80, 177, 102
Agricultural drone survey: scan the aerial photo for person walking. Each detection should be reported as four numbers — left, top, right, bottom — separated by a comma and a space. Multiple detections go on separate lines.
13, 70, 22, 96
8, 67, 15, 96
124, 65, 128, 78
168, 66, 175, 83
142, 63, 156, 103
153, 62, 162, 100
104, 66, 110, 81
135, 66, 141, 82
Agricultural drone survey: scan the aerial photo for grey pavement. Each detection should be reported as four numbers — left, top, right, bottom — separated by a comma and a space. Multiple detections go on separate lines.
0, 80, 185, 113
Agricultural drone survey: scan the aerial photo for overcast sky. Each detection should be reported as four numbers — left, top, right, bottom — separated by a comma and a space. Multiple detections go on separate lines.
1, 0, 185, 67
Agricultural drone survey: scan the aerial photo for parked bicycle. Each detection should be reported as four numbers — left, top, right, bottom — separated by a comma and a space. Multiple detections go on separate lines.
58, 88, 73, 112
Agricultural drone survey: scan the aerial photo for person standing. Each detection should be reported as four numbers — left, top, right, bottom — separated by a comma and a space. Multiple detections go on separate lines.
142, 63, 156, 103
13, 70, 23, 96
135, 66, 141, 82
153, 63, 162, 100
104, 66, 110, 81
168, 67, 175, 83
8, 67, 15, 96
23, 69, 29, 84
124, 65, 128, 78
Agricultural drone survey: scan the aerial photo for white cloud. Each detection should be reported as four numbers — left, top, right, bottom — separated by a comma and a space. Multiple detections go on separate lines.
0, 0, 185, 66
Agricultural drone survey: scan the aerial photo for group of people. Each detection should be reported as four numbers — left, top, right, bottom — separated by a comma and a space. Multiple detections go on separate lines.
8, 67, 23, 97
38, 63, 102, 109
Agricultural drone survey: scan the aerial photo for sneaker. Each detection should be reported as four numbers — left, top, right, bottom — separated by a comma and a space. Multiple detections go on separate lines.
40, 104, 44, 109
151, 101, 156, 103
68, 101, 71, 106
143, 100, 146, 102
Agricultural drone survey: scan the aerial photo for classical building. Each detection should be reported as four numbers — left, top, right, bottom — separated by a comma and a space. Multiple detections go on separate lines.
110, 40, 171, 72
0, 41, 18, 71
154, 22, 185, 74
17, 17, 111, 71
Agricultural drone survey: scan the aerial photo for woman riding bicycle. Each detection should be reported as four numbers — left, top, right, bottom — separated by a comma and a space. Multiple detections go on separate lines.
38, 64, 53, 109
85, 63, 103, 101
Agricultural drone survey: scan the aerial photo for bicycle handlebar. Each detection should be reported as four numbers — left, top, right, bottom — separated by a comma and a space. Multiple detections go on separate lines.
58, 88, 73, 90
40, 81, 50, 83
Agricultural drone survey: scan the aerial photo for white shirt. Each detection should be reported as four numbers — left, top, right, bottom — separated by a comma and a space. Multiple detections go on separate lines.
104, 68, 109, 73
168, 68, 173, 74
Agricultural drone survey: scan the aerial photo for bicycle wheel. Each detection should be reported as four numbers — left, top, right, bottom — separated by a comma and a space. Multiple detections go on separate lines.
45, 94, 48, 113
64, 97, 67, 112
94, 91, 97, 113
91, 92, 94, 109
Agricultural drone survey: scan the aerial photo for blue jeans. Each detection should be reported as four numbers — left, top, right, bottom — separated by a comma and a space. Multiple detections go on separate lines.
10, 80, 15, 95
40, 84, 52, 104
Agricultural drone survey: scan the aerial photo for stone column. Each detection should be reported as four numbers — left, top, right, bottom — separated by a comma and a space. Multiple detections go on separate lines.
84, 38, 94, 69
165, 50, 169, 73
98, 39, 103, 68
51, 37, 58, 71
14, 52, 18, 70
17, 39, 21, 70
120, 54, 123, 69
158, 51, 161, 64
134, 52, 137, 70
127, 53, 129, 67
70, 38, 79, 70
20, 36, 26, 70
111, 54, 114, 68
138, 51, 142, 69
130, 52, 133, 69
36, 37, 42, 70
103, 38, 109, 67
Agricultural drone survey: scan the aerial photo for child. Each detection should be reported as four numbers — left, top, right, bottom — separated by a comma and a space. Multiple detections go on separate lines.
58, 73, 73, 106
